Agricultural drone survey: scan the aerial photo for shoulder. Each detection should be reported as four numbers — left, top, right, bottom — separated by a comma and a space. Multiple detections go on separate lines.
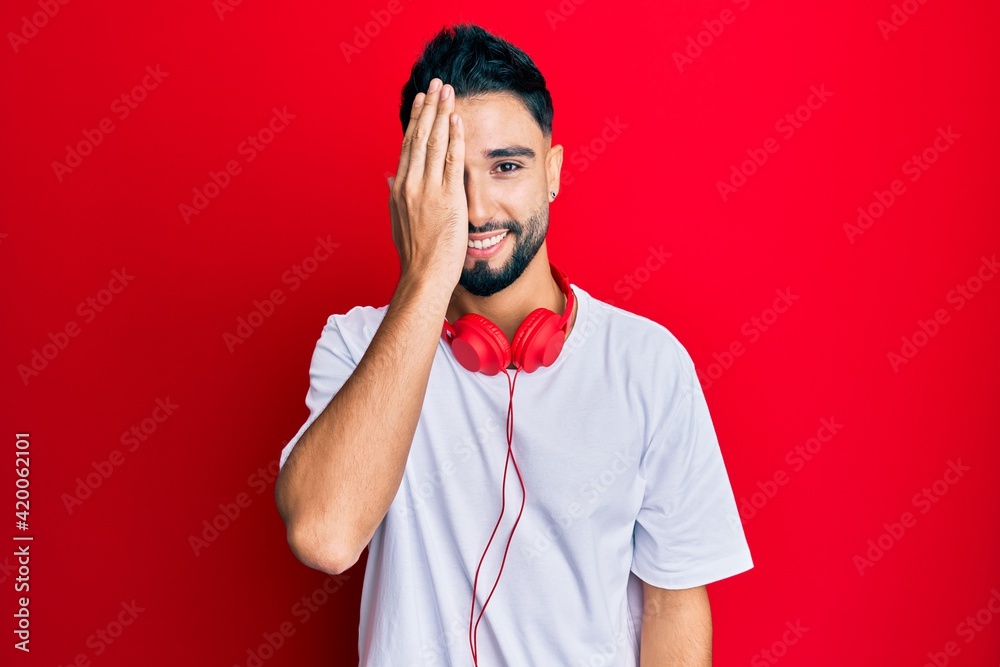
314, 303, 388, 362
572, 286, 700, 393
324, 303, 387, 337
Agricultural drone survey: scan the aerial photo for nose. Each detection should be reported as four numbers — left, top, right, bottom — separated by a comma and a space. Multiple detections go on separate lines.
465, 176, 495, 231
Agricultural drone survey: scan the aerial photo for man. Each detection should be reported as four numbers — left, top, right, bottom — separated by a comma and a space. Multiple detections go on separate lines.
275, 22, 752, 666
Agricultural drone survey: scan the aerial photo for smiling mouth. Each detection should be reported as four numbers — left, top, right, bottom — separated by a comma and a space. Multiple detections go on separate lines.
467, 230, 508, 250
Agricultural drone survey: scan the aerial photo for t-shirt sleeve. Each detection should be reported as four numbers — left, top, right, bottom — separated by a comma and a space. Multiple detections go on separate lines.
278, 315, 359, 470
630, 355, 754, 589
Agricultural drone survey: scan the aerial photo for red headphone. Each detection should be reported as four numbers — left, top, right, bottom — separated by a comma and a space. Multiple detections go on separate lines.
441, 263, 575, 375
442, 262, 574, 665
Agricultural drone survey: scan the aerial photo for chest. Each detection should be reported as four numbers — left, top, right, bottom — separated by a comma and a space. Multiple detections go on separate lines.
393, 355, 650, 541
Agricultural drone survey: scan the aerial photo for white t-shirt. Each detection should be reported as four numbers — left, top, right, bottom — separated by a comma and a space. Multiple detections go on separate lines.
278, 284, 753, 666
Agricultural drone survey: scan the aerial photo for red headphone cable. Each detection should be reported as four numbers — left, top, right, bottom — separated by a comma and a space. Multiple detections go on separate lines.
469, 367, 526, 666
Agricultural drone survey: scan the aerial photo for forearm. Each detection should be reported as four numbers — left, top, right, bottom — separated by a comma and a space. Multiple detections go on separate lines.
640, 585, 712, 666
275, 274, 451, 573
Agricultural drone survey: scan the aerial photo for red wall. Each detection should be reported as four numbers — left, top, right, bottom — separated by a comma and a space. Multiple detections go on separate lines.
3, 1, 999, 665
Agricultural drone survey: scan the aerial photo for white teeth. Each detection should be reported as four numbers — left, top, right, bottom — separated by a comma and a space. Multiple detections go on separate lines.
468, 231, 508, 249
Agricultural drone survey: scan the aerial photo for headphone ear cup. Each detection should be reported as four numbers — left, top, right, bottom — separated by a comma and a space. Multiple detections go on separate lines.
450, 314, 511, 376
511, 308, 563, 373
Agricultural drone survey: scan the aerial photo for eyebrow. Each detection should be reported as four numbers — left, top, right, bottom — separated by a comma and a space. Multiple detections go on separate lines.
482, 145, 536, 160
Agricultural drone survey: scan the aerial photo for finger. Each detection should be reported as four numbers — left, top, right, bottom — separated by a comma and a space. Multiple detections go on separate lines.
388, 175, 398, 211
389, 181, 401, 249
394, 93, 424, 182
405, 77, 443, 184
424, 83, 455, 182
443, 112, 465, 194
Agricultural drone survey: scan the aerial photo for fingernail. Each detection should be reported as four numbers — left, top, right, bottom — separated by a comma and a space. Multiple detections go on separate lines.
441, 85, 451, 100
429, 79, 441, 93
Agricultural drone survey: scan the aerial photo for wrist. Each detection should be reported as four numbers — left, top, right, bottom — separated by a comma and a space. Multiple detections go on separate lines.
397, 265, 457, 303
392, 271, 455, 328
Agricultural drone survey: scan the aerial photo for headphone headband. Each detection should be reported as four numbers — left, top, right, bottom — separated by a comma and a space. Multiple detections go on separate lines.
549, 263, 575, 334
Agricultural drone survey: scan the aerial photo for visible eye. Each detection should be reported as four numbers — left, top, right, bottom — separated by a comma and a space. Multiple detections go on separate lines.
495, 162, 521, 174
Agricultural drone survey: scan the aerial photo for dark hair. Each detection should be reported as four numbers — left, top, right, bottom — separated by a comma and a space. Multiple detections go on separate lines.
398, 23, 553, 138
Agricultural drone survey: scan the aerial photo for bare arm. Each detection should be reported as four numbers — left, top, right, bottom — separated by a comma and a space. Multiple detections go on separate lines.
275, 77, 469, 574
275, 277, 448, 574
640, 583, 712, 666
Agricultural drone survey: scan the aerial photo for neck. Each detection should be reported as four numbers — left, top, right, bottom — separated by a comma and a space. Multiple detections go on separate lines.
446, 251, 575, 344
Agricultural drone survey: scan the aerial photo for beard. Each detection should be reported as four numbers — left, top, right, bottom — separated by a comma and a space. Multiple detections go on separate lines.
459, 203, 548, 298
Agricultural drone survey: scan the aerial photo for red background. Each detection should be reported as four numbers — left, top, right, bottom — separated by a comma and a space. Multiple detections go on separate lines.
3, 0, 999, 665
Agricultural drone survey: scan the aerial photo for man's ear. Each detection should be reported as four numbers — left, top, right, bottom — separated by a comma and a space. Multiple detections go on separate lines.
546, 144, 564, 197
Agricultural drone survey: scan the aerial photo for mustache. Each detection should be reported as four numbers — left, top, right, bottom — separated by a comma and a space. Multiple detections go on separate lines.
469, 220, 523, 235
